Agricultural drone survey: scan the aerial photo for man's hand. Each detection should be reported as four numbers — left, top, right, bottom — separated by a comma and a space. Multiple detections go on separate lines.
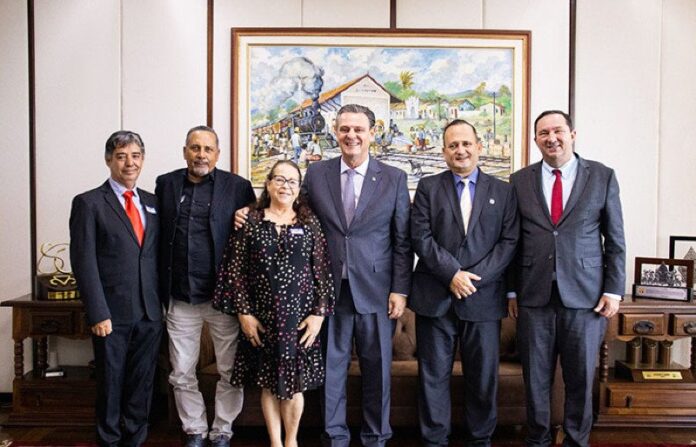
233, 206, 250, 230
388, 293, 407, 319
594, 294, 620, 318
238, 314, 266, 347
508, 298, 518, 319
91, 319, 112, 337
449, 271, 481, 299
298, 315, 324, 348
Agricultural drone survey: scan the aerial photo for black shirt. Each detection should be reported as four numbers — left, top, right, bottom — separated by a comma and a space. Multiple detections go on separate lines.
171, 171, 215, 304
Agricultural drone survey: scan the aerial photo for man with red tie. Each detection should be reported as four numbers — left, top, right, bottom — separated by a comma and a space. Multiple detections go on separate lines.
508, 111, 626, 447
70, 131, 163, 447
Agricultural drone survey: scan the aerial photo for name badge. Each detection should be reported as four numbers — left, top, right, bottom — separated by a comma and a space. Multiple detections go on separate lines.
145, 206, 157, 214
290, 228, 304, 235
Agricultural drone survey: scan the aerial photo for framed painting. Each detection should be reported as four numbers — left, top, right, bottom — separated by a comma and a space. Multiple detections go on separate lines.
231, 28, 531, 189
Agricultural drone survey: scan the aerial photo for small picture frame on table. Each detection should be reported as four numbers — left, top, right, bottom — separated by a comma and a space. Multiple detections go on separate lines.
669, 236, 696, 294
633, 257, 694, 302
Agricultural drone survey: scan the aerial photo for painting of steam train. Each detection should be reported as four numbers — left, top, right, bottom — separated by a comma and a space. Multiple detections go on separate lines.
234, 30, 530, 189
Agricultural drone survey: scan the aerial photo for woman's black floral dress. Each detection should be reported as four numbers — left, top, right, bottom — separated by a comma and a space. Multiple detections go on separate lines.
213, 209, 334, 399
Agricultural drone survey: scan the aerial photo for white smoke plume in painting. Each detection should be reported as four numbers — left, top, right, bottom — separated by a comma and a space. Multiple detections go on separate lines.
257, 57, 324, 112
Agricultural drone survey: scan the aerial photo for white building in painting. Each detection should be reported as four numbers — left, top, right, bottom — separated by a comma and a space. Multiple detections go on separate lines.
478, 102, 505, 116
405, 96, 419, 119
293, 74, 398, 133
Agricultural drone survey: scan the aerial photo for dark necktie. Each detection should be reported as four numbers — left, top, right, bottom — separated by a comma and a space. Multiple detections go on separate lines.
551, 169, 563, 225
343, 169, 356, 225
123, 190, 144, 246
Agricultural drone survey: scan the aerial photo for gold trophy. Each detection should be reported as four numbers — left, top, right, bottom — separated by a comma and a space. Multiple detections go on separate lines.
35, 243, 79, 300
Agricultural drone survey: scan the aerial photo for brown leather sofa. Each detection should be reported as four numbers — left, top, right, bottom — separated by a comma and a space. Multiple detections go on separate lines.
167, 309, 564, 430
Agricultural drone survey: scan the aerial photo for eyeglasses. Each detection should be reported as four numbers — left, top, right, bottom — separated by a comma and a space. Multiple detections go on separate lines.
270, 175, 300, 189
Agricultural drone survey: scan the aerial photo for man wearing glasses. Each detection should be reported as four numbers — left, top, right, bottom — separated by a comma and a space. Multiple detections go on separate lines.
156, 126, 256, 447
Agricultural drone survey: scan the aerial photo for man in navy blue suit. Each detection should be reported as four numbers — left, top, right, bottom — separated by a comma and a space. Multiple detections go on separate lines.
70, 130, 163, 447
410, 120, 519, 446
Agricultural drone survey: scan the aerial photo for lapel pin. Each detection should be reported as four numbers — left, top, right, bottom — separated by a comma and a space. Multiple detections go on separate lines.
489, 198, 495, 205
372, 176, 376, 181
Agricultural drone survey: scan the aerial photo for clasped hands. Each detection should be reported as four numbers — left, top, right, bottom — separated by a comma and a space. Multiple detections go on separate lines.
238, 313, 325, 349
449, 270, 481, 299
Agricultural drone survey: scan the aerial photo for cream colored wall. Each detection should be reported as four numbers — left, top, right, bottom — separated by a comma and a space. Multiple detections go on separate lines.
1, 0, 696, 392
0, 0, 32, 393
657, 0, 696, 250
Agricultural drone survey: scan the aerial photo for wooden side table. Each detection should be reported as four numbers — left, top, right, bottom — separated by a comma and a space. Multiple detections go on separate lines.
1, 294, 95, 426
596, 295, 696, 427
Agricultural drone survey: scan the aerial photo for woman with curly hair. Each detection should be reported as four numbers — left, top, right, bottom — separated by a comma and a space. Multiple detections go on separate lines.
213, 160, 334, 447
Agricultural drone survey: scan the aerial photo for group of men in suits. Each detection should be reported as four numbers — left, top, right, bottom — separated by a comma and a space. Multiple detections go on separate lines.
410, 110, 625, 447
70, 104, 625, 447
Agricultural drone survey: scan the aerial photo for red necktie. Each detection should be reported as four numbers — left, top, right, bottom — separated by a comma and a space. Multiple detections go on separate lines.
551, 169, 563, 225
123, 190, 144, 246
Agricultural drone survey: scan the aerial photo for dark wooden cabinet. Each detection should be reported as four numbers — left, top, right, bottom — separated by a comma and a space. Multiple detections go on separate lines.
596, 296, 696, 427
1, 295, 95, 426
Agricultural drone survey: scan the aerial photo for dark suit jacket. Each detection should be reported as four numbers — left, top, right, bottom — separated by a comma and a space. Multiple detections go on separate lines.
155, 168, 255, 302
410, 169, 519, 321
303, 156, 412, 313
510, 154, 626, 308
69, 181, 162, 326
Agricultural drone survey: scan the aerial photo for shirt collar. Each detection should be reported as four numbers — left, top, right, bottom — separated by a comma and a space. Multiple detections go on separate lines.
452, 167, 479, 186
340, 156, 370, 176
108, 177, 138, 198
542, 154, 577, 178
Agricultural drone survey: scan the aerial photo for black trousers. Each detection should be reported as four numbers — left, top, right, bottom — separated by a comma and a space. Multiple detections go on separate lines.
416, 310, 501, 447
92, 319, 163, 447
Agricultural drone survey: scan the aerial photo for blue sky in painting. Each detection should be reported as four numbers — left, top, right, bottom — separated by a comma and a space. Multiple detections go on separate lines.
249, 45, 513, 113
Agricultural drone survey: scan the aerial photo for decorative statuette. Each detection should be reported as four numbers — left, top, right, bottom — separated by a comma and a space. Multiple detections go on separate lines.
36, 242, 79, 301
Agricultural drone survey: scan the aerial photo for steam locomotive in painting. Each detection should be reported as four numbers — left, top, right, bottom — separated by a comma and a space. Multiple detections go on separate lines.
290, 100, 326, 134
252, 98, 335, 158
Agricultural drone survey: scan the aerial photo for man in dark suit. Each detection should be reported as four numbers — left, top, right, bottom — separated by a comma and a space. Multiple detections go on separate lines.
70, 130, 163, 447
509, 110, 626, 447
410, 120, 519, 447
157, 125, 255, 447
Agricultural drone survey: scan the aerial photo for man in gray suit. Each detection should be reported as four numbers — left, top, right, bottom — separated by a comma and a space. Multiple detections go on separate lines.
304, 104, 412, 447
410, 119, 519, 447
509, 110, 626, 447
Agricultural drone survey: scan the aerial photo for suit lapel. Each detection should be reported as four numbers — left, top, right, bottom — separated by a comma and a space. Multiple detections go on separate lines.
101, 182, 140, 247
324, 158, 347, 230
138, 190, 156, 250
352, 158, 382, 226
442, 171, 466, 237
530, 163, 554, 227
468, 170, 490, 234
170, 171, 185, 219
558, 156, 589, 226
209, 169, 225, 217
